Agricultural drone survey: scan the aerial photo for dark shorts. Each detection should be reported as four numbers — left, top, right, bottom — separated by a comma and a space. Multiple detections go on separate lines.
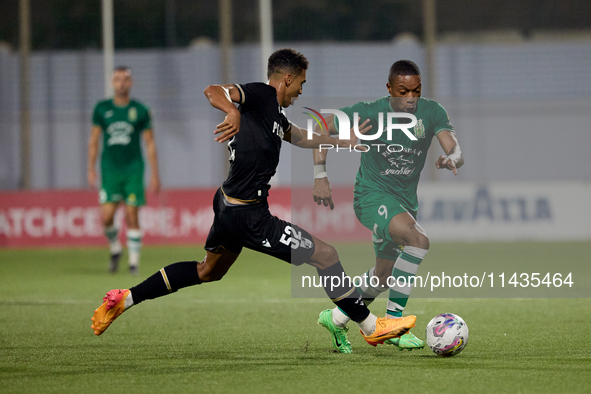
205, 188, 316, 266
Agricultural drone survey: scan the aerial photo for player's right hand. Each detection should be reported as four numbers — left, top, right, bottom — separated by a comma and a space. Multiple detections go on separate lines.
214, 110, 241, 143
313, 177, 334, 210
149, 175, 161, 194
87, 169, 97, 188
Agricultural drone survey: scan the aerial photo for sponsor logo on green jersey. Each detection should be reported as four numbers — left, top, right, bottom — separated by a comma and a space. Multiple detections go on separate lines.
128, 107, 138, 122
106, 121, 134, 146
413, 119, 426, 139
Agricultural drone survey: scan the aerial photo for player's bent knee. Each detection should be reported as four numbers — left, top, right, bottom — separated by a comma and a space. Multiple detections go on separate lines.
396, 231, 430, 250
416, 234, 430, 250
197, 251, 238, 282
311, 242, 339, 268
197, 264, 225, 282
406, 234, 429, 250
199, 272, 225, 282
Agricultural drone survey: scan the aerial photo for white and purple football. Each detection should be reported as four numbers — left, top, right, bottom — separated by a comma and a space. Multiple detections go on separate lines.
425, 313, 469, 356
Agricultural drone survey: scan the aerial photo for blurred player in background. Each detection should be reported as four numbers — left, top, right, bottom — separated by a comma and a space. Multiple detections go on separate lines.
88, 66, 160, 275
313, 60, 464, 353
90, 49, 417, 348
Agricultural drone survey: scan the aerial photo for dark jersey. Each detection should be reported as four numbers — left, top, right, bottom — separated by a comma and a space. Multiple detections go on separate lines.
221, 83, 291, 202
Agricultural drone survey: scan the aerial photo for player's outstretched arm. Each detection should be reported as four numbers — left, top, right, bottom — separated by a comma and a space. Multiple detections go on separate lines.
286, 118, 371, 149
435, 130, 464, 175
312, 115, 337, 210
143, 129, 161, 194
203, 84, 242, 143
286, 119, 370, 209
87, 125, 102, 188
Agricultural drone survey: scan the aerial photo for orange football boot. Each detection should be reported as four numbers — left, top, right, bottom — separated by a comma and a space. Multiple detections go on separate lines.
91, 289, 130, 336
361, 315, 417, 347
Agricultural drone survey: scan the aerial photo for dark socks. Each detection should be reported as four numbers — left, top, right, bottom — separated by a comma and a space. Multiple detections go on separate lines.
130, 261, 202, 305
316, 261, 370, 323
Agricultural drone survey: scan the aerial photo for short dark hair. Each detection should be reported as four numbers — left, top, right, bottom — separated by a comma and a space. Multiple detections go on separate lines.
267, 48, 308, 78
388, 60, 420, 82
113, 65, 131, 74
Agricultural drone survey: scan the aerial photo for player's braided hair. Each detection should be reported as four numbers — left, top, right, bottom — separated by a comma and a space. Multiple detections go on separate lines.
388, 60, 420, 82
267, 48, 309, 79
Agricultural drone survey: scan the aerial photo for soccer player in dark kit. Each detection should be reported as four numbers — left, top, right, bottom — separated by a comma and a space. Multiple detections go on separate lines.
91, 49, 416, 349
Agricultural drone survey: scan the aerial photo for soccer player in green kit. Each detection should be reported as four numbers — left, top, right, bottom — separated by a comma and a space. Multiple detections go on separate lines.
88, 66, 160, 275
313, 60, 464, 353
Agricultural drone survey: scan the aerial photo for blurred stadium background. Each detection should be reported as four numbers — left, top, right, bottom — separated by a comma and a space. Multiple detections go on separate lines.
1, 0, 590, 247
1, 2, 591, 393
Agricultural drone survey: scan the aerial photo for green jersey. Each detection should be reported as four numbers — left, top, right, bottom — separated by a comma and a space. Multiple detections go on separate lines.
92, 98, 152, 174
337, 97, 454, 211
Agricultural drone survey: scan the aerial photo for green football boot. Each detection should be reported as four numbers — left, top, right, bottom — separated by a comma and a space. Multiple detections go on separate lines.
384, 331, 425, 351
318, 309, 352, 353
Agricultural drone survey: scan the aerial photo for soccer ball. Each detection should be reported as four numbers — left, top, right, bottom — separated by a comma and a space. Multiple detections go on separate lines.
425, 313, 469, 356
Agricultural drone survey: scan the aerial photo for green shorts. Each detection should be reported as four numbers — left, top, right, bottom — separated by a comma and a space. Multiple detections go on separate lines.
353, 191, 417, 261
99, 170, 145, 207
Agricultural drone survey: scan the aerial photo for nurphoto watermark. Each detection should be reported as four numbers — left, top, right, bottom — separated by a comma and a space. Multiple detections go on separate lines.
303, 107, 418, 152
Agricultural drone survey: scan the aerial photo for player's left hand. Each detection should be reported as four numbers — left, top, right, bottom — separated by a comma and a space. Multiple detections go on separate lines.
435, 155, 458, 175
150, 176, 161, 194
214, 110, 241, 143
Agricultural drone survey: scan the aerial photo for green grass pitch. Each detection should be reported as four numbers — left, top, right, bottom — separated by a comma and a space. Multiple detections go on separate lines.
1, 242, 590, 393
